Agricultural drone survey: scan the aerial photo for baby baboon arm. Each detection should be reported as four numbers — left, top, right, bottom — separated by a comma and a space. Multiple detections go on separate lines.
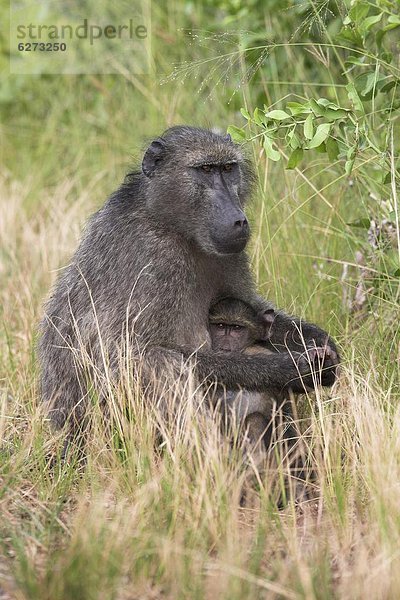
234, 293, 340, 386
222, 262, 338, 363
244, 412, 270, 447
239, 293, 331, 349
219, 280, 340, 391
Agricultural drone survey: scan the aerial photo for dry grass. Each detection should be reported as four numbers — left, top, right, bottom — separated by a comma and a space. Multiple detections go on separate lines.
1, 163, 400, 600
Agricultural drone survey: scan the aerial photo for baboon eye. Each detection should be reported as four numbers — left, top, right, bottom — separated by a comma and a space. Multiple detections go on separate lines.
217, 323, 225, 329
233, 325, 244, 330
201, 164, 212, 172
224, 164, 233, 172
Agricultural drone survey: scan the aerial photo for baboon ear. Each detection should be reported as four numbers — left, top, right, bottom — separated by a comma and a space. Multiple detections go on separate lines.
142, 138, 165, 177
258, 308, 275, 340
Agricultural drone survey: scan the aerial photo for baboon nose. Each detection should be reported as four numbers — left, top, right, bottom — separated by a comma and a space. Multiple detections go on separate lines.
234, 218, 248, 230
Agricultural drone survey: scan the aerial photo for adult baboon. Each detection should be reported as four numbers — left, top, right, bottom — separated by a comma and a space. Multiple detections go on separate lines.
39, 126, 339, 441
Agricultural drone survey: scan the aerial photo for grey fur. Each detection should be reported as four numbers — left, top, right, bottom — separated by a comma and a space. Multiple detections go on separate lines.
209, 297, 316, 502
208, 297, 283, 447
38, 126, 339, 435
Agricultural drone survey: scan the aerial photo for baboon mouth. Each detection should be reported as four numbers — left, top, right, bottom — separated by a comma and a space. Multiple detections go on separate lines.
212, 236, 249, 255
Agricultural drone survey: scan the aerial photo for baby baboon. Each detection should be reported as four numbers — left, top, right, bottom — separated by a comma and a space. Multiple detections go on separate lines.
209, 298, 314, 497
39, 126, 339, 444
209, 298, 289, 448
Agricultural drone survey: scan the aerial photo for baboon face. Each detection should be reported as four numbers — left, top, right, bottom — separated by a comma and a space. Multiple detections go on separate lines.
209, 299, 276, 353
209, 321, 253, 352
141, 126, 254, 255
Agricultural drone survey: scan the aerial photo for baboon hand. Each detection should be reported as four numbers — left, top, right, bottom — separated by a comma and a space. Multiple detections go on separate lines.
278, 343, 339, 392
303, 339, 340, 387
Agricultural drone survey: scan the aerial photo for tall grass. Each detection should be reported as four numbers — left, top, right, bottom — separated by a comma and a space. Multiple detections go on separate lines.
1, 138, 400, 599
1, 1, 400, 598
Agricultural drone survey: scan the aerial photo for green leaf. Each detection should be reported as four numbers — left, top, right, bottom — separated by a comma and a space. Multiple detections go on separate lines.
326, 137, 339, 161
316, 98, 330, 107
325, 108, 349, 121
384, 172, 392, 185
360, 12, 383, 34
347, 145, 357, 161
377, 23, 400, 48
309, 98, 326, 117
287, 101, 311, 116
311, 98, 350, 121
240, 108, 251, 120
253, 107, 264, 125
264, 110, 291, 121
347, 218, 371, 229
288, 131, 300, 150
318, 99, 349, 113
227, 126, 246, 141
286, 147, 304, 170
360, 71, 377, 97
308, 100, 346, 121
308, 123, 331, 149
388, 15, 400, 25
263, 136, 280, 161
380, 52, 393, 65
304, 114, 314, 140
380, 79, 397, 93
346, 83, 364, 114
336, 27, 363, 48
348, 2, 370, 24
345, 55, 367, 67
345, 158, 355, 176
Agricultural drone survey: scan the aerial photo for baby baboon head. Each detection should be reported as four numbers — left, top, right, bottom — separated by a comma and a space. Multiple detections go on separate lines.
209, 298, 275, 352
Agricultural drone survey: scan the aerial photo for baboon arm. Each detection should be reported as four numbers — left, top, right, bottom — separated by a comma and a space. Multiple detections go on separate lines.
221, 288, 339, 387
240, 293, 339, 359
222, 262, 337, 355
144, 345, 315, 394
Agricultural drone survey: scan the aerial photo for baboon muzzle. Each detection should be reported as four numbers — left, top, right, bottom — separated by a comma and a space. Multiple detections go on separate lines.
211, 206, 250, 254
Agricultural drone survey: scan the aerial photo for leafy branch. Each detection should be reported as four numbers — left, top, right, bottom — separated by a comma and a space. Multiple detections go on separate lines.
228, 0, 400, 184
